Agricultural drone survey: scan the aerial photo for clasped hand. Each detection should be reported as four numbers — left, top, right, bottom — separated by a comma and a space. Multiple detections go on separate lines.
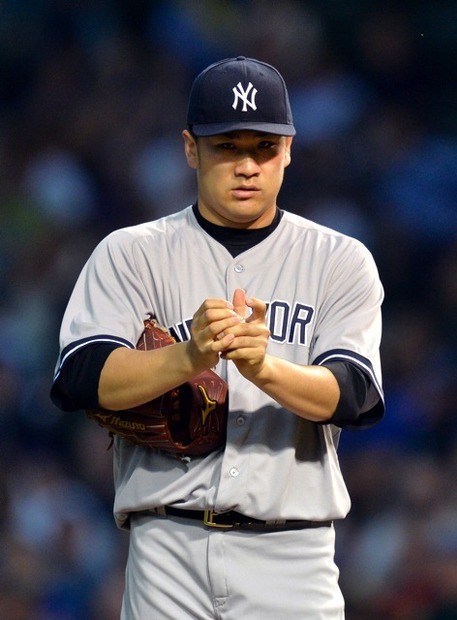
188, 288, 270, 380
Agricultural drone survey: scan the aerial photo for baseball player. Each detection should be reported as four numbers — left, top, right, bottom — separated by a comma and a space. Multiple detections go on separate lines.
51, 57, 384, 619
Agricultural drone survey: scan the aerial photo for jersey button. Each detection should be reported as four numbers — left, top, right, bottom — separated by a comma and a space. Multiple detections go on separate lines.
229, 467, 239, 477
234, 264, 244, 273
236, 416, 245, 426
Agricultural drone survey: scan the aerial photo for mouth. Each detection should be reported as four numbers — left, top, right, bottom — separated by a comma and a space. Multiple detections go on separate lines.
231, 186, 260, 199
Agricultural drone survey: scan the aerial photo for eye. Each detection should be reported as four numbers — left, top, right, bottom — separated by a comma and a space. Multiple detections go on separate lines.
258, 140, 278, 150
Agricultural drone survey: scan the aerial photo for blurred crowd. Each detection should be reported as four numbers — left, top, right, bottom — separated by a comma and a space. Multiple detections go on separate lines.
1, 1, 456, 619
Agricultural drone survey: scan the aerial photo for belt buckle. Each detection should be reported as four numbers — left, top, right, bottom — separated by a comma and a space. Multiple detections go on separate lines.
203, 509, 234, 529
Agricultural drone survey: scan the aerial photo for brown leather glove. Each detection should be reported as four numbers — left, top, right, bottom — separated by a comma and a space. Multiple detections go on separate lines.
87, 319, 228, 456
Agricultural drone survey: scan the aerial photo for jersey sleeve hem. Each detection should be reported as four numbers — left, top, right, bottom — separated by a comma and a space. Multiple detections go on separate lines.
54, 335, 134, 381
313, 349, 383, 397
51, 338, 134, 411
313, 349, 384, 430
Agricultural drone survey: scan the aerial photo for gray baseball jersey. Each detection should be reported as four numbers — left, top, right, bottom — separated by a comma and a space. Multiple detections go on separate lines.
54, 206, 384, 528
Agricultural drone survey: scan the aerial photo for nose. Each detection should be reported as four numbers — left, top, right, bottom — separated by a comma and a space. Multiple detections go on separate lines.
234, 153, 260, 177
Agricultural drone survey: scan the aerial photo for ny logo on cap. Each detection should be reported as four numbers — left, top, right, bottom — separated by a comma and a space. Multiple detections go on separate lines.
232, 82, 258, 112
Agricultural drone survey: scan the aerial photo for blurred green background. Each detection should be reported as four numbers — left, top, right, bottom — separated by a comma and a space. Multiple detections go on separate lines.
1, 1, 456, 619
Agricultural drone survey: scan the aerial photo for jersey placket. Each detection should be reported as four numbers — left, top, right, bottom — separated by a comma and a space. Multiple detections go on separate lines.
213, 259, 252, 512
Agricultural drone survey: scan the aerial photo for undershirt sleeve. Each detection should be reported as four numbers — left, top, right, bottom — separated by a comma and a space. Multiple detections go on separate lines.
320, 361, 379, 429
50, 343, 123, 411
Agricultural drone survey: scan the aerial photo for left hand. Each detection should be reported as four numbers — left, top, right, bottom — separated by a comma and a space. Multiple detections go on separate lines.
219, 289, 271, 381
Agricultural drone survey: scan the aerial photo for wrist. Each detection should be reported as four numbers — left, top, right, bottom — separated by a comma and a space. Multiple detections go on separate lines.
182, 340, 217, 376
243, 354, 272, 386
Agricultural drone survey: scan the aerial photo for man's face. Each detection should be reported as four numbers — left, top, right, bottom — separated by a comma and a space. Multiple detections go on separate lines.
183, 130, 293, 229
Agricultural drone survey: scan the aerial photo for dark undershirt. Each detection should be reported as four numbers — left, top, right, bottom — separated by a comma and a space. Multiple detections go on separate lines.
51, 205, 373, 428
192, 203, 283, 257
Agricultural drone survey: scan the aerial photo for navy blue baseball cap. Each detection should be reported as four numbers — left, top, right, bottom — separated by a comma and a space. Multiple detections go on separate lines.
187, 56, 296, 137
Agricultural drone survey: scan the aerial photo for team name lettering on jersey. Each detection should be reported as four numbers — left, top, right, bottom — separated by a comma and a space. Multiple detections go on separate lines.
268, 301, 314, 344
169, 300, 314, 346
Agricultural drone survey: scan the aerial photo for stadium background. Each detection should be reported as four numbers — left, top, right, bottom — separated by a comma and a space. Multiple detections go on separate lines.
1, 1, 456, 618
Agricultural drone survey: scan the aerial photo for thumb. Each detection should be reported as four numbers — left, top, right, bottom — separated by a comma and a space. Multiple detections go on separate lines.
245, 295, 267, 322
232, 288, 247, 319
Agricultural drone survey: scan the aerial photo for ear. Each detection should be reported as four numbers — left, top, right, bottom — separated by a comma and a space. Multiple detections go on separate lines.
182, 130, 198, 169
283, 136, 293, 167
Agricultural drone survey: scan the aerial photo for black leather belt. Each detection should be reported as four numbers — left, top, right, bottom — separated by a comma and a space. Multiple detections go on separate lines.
151, 506, 332, 530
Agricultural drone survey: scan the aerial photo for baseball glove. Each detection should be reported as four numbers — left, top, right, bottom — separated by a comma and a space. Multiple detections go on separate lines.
86, 318, 228, 456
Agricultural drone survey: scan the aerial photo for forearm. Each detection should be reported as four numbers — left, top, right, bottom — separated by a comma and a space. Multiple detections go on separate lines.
250, 355, 340, 422
98, 342, 200, 410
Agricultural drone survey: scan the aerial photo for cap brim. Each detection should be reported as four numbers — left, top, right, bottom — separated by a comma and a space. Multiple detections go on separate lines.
190, 121, 296, 137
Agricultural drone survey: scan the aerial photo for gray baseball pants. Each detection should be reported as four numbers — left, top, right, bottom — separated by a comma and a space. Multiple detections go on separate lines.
121, 512, 345, 619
